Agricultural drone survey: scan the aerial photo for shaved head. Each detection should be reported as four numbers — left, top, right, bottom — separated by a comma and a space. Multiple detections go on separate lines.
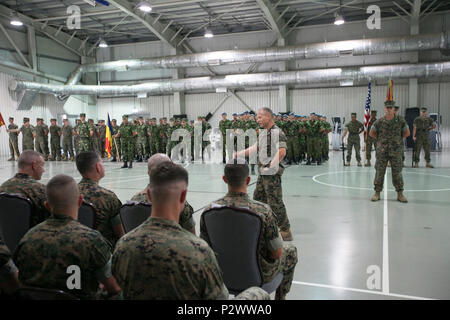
149, 162, 188, 206
147, 153, 171, 174
46, 175, 80, 214
18, 151, 43, 170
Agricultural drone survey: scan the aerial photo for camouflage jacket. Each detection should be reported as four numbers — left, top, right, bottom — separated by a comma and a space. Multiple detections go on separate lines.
62, 125, 74, 140
201, 192, 283, 283
0, 173, 49, 227
0, 237, 18, 283
345, 120, 364, 136
136, 124, 147, 139
219, 119, 232, 135
78, 178, 123, 249
77, 121, 93, 139
8, 124, 18, 138
285, 121, 299, 137
413, 116, 435, 136
118, 123, 136, 140
20, 125, 35, 141
304, 120, 321, 136
112, 217, 229, 300
14, 214, 112, 300
49, 125, 62, 141
34, 124, 47, 141
159, 124, 169, 139
371, 115, 409, 152
257, 124, 287, 175
99, 125, 106, 139
131, 187, 195, 232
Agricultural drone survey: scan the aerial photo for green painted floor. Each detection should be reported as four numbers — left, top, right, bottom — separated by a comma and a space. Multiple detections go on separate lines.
1, 149, 449, 300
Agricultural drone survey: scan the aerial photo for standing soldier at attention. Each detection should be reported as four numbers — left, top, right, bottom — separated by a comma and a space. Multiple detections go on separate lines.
365, 110, 378, 167
167, 118, 176, 158
219, 112, 232, 164
285, 113, 300, 165
73, 119, 81, 155
88, 119, 99, 155
62, 119, 75, 161
34, 118, 49, 161
298, 116, 307, 163
159, 117, 169, 155
6, 117, 20, 161
116, 115, 136, 169
370, 98, 410, 203
342, 113, 364, 167
49, 118, 62, 161
19, 117, 35, 152
76, 114, 93, 153
394, 106, 406, 167
42, 119, 50, 158
148, 118, 159, 156
136, 117, 147, 162
320, 116, 332, 162
413, 107, 436, 168
110, 119, 121, 162
98, 120, 106, 158
305, 113, 322, 165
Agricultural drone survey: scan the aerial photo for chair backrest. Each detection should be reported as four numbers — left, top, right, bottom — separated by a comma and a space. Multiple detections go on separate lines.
120, 202, 152, 233
17, 286, 79, 300
203, 205, 263, 293
78, 201, 96, 228
0, 193, 33, 252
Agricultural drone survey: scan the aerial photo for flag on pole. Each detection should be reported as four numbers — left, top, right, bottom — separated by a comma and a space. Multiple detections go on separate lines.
0, 112, 5, 127
105, 114, 113, 158
363, 82, 372, 139
386, 80, 394, 102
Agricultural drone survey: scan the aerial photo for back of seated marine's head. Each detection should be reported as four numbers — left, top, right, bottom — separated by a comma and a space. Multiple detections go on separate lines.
147, 153, 171, 176
45, 174, 81, 217
224, 159, 250, 188
76, 152, 103, 178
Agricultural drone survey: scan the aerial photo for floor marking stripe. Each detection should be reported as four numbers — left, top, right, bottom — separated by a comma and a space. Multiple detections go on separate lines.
292, 281, 434, 300
383, 174, 389, 294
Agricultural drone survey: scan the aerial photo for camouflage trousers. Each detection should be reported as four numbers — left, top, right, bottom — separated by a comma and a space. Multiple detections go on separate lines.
322, 136, 329, 157
286, 136, 300, 160
414, 135, 431, 163
159, 138, 167, 154
148, 138, 159, 156
307, 136, 321, 159
121, 138, 135, 162
274, 243, 298, 300
366, 137, 376, 161
50, 139, 61, 160
112, 138, 121, 158
136, 138, 147, 157
374, 151, 404, 192
74, 137, 80, 154
35, 139, 49, 157
9, 137, 20, 158
78, 137, 91, 152
90, 137, 99, 154
253, 174, 290, 232
22, 139, 34, 151
62, 139, 74, 159
99, 138, 106, 157
233, 287, 270, 300
346, 135, 361, 162
298, 137, 306, 159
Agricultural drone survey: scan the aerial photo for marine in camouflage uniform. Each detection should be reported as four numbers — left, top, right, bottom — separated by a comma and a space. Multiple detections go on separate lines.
159, 118, 169, 154
62, 119, 75, 161
304, 113, 322, 165
148, 118, 159, 156
219, 113, 232, 163
251, 114, 292, 240
110, 119, 121, 162
370, 101, 410, 203
0, 236, 18, 289
135, 117, 148, 162
76, 114, 94, 153
49, 119, 62, 161
342, 113, 364, 166
131, 187, 195, 234
112, 216, 229, 300
365, 110, 378, 167
89, 119, 99, 155
34, 118, 49, 161
284, 114, 300, 165
74, 119, 81, 155
78, 177, 123, 249
0, 173, 49, 227
6, 117, 20, 161
413, 107, 436, 168
116, 115, 136, 168
19, 118, 35, 152
42, 120, 50, 157
201, 191, 298, 300
14, 214, 113, 300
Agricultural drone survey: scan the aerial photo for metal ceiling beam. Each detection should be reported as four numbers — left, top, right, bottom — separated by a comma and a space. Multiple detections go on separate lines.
106, 0, 184, 49
256, 0, 287, 39
0, 4, 92, 57
0, 23, 32, 68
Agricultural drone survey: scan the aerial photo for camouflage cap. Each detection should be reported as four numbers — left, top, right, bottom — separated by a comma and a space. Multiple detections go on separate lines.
151, 117, 156, 120
138, 116, 143, 120
23, 117, 29, 123
50, 118, 57, 122
122, 115, 129, 119
80, 113, 86, 117
421, 107, 428, 112
371, 110, 377, 114
394, 106, 400, 110
169, 118, 175, 121
162, 117, 167, 120
182, 118, 187, 122
384, 100, 396, 107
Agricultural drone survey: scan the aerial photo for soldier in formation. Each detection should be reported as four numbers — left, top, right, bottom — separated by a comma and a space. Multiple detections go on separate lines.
342, 113, 364, 167
49, 118, 62, 161
413, 107, 436, 168
6, 117, 20, 161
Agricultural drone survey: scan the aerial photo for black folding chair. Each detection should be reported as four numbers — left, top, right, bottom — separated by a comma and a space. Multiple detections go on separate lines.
0, 193, 33, 252
17, 286, 79, 300
119, 201, 152, 233
202, 206, 283, 295
78, 200, 96, 228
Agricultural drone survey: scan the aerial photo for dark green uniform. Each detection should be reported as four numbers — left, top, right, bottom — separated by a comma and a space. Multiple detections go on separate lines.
118, 122, 136, 162
62, 124, 75, 160
20, 123, 35, 151
135, 123, 148, 158
345, 120, 364, 163
285, 120, 300, 163
366, 117, 377, 161
49, 124, 62, 161
7, 122, 20, 160
159, 122, 169, 154
77, 121, 93, 152
219, 118, 232, 162
413, 116, 435, 163
34, 123, 49, 159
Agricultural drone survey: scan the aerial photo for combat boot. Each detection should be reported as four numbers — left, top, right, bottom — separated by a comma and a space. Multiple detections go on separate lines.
49, 155, 55, 161
426, 162, 434, 168
121, 161, 128, 168
7, 157, 14, 161
397, 192, 408, 203
413, 162, 418, 168
128, 161, 133, 169
371, 192, 381, 202
357, 161, 362, 167
70, 156, 74, 161
293, 157, 299, 165
306, 158, 311, 165
365, 160, 371, 167
344, 161, 350, 167
137, 157, 143, 163
57, 157, 61, 161
111, 157, 117, 162
280, 229, 293, 241
317, 158, 321, 165
285, 157, 292, 165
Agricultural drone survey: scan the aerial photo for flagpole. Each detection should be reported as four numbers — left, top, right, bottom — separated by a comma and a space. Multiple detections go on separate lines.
113, 137, 121, 162
9, 137, 19, 159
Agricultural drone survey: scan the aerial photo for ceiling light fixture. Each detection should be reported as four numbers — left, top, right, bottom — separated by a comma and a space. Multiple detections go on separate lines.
334, 12, 345, 25
137, 1, 152, 12
10, 12, 23, 26
204, 27, 214, 38
99, 38, 108, 48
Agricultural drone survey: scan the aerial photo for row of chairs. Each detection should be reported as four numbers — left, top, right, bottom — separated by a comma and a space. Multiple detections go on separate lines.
0, 193, 282, 298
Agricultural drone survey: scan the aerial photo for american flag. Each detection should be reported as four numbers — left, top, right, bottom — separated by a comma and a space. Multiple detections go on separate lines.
363, 82, 372, 139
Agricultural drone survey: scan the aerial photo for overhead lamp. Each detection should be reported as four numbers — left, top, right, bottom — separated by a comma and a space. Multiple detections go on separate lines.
10, 12, 23, 26
204, 27, 214, 38
334, 12, 345, 25
137, 1, 152, 12
98, 38, 108, 48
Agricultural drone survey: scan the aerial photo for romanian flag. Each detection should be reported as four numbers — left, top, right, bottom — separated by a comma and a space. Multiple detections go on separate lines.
105, 114, 113, 158
0, 112, 5, 127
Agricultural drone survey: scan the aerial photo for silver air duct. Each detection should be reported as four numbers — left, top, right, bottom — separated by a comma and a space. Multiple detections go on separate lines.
10, 62, 450, 96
